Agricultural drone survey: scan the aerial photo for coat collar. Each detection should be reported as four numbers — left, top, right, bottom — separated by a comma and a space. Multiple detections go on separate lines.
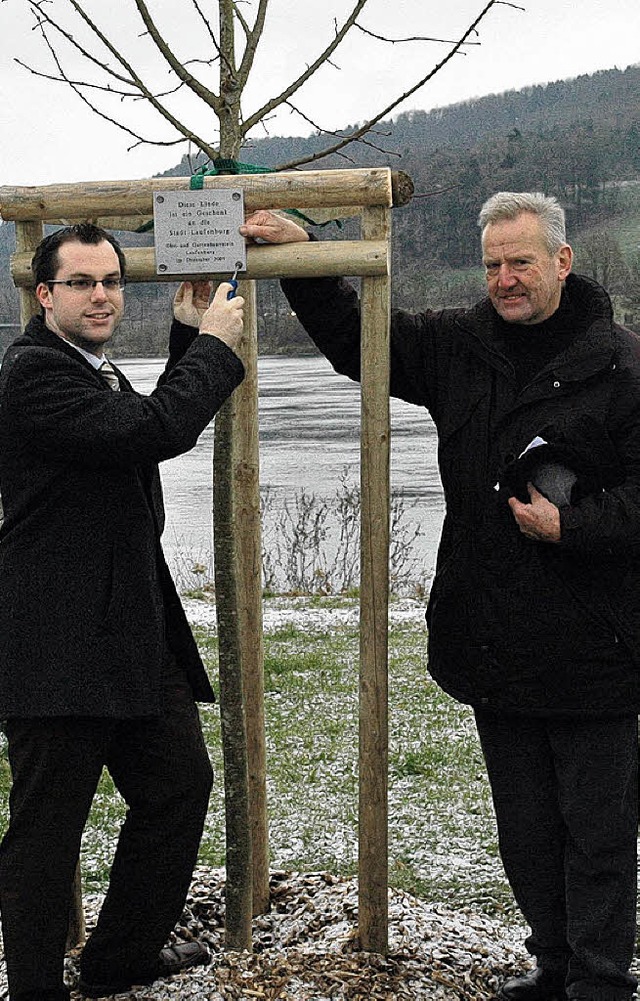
17, 314, 127, 387
19, 314, 103, 373
457, 272, 616, 384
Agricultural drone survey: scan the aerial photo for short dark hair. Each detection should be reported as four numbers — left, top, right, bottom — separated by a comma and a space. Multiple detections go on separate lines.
31, 223, 126, 285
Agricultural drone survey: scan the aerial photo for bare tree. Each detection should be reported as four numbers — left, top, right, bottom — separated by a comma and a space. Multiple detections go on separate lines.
16, 0, 519, 166
12, 0, 520, 951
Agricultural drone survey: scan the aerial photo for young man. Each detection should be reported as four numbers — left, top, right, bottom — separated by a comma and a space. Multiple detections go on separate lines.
0, 224, 244, 1001
240, 194, 640, 1001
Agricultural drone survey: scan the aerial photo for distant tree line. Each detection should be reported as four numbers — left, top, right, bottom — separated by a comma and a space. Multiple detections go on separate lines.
2, 64, 639, 356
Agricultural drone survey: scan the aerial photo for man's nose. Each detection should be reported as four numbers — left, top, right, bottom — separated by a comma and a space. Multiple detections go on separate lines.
496, 265, 518, 287
90, 281, 109, 301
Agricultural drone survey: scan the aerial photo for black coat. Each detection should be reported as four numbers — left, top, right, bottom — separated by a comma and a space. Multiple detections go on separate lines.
282, 272, 640, 716
0, 316, 244, 718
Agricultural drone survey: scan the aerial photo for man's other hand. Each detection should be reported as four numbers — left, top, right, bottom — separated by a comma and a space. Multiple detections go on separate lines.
508, 484, 561, 542
240, 210, 309, 245
173, 281, 213, 327
199, 282, 244, 353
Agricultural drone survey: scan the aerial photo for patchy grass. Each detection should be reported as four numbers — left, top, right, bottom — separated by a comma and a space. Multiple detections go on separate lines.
0, 598, 512, 917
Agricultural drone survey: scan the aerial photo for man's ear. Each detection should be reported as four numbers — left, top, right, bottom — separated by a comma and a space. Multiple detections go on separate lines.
35, 283, 52, 310
557, 244, 573, 282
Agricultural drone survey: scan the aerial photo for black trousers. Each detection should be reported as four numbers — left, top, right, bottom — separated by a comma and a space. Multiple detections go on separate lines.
474, 709, 638, 1001
0, 672, 213, 1000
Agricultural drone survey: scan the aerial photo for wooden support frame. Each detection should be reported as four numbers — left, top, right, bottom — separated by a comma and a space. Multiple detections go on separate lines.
1, 167, 412, 957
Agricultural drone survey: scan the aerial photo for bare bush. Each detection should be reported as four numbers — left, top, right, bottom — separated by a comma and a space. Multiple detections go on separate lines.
261, 470, 427, 596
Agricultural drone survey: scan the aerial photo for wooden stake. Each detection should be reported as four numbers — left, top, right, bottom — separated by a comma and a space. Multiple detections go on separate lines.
213, 391, 254, 951
14, 220, 43, 326
358, 205, 391, 955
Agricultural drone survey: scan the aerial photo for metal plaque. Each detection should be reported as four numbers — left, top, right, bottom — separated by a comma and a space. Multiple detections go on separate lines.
153, 188, 246, 276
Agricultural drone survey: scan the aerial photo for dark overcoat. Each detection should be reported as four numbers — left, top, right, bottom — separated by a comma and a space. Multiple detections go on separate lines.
282, 272, 640, 716
0, 316, 244, 718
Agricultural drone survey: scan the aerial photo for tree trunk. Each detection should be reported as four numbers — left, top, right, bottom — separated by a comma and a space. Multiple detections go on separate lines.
213, 0, 268, 948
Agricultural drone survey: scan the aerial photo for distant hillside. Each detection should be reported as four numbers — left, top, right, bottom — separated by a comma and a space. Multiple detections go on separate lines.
2, 63, 640, 356
157, 64, 640, 175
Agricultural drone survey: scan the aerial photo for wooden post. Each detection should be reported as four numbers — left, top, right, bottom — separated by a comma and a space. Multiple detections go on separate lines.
213, 396, 253, 950
234, 281, 270, 915
14, 220, 43, 326
358, 205, 391, 955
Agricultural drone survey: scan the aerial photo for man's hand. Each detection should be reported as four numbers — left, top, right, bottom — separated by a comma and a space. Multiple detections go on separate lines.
240, 210, 309, 245
508, 484, 561, 543
199, 282, 244, 353
173, 280, 213, 327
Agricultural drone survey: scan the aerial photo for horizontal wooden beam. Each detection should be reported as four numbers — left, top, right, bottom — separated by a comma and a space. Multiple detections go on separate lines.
0, 168, 412, 223
11, 239, 389, 287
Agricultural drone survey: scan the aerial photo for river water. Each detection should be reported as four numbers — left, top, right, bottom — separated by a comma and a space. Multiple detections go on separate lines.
118, 355, 445, 586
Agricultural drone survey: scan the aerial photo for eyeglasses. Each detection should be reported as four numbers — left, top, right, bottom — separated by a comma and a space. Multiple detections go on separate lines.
46, 278, 126, 292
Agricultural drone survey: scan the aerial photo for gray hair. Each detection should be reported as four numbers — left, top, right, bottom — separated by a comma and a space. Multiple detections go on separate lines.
478, 192, 567, 253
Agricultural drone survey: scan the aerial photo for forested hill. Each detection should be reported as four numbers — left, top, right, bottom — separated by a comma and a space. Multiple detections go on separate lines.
161, 63, 640, 176
2, 63, 640, 357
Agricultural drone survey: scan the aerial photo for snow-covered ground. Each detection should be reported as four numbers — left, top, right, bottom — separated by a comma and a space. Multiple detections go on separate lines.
182, 594, 428, 634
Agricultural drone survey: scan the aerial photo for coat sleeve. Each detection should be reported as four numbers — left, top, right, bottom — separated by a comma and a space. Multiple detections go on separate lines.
280, 275, 455, 413
559, 351, 640, 558
0, 333, 244, 469
158, 317, 200, 384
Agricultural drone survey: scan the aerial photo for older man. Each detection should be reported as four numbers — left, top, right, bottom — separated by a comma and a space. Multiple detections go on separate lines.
240, 194, 640, 1001
0, 224, 244, 1001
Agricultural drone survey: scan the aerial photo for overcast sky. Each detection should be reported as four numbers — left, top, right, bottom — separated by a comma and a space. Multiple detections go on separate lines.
0, 0, 639, 188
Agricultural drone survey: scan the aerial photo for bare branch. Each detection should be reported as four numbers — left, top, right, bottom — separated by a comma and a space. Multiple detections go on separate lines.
16, 57, 188, 102
236, 0, 268, 89
36, 31, 192, 152
15, 57, 140, 98
189, 0, 220, 51
132, 0, 221, 111
24, 0, 221, 161
231, 0, 252, 39
272, 0, 514, 170
242, 0, 370, 133
26, 1, 137, 89
285, 101, 401, 159
355, 23, 480, 46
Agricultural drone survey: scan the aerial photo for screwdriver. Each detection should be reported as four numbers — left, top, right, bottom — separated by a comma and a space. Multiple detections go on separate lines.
227, 266, 239, 300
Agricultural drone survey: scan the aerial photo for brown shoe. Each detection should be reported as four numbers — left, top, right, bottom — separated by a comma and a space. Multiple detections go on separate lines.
77, 940, 211, 997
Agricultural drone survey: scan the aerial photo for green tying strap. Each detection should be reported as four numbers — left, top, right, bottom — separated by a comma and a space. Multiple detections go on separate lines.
189, 158, 272, 184
188, 158, 343, 229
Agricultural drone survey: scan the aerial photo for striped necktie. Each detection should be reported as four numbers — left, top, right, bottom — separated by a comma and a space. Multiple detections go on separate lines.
100, 359, 120, 392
